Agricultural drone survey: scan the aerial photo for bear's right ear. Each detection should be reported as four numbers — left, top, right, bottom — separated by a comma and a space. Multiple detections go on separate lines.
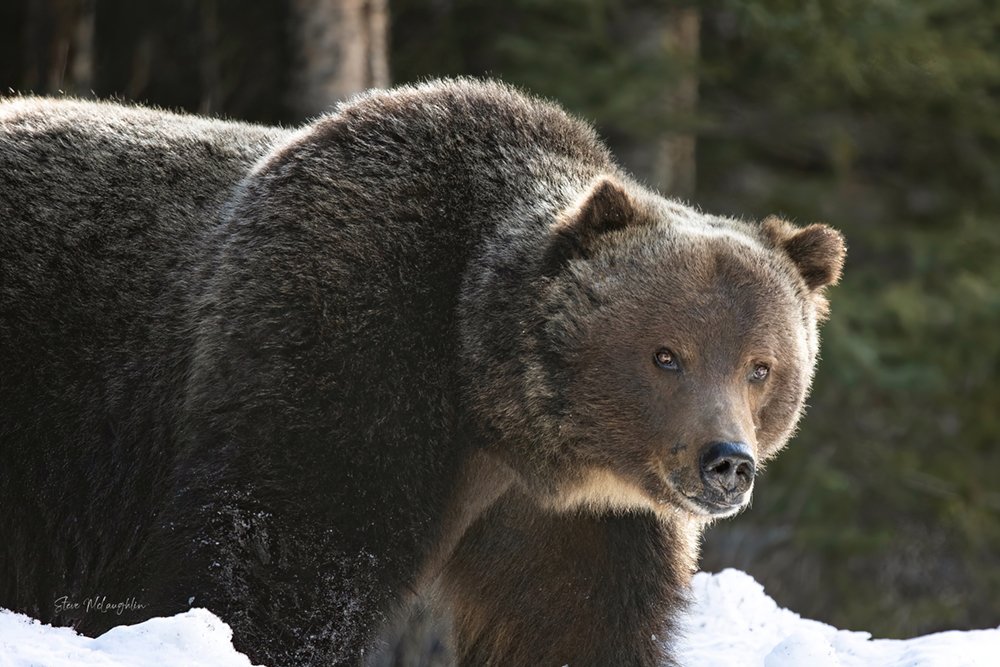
541, 177, 640, 276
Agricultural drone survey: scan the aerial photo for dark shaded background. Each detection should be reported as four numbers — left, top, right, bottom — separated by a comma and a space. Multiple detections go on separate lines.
2, 0, 998, 639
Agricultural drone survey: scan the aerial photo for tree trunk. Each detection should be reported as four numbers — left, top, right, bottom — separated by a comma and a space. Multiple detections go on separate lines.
289, 0, 390, 118
23, 0, 95, 95
617, 7, 700, 199
655, 8, 699, 199
198, 0, 221, 115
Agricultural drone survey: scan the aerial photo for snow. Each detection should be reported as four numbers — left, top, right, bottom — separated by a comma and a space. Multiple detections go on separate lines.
677, 569, 1000, 667
1, 569, 997, 666
0, 607, 261, 667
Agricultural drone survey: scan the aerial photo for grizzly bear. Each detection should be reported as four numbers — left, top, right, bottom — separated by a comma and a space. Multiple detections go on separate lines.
0, 79, 844, 666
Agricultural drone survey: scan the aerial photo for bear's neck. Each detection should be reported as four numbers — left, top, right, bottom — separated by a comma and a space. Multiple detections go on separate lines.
417, 450, 517, 590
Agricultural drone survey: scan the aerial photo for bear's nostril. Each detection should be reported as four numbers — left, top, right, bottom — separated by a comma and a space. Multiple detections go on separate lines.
710, 460, 731, 475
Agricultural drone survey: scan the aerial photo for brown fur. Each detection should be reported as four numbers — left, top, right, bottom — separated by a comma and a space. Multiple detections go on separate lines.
0, 80, 844, 666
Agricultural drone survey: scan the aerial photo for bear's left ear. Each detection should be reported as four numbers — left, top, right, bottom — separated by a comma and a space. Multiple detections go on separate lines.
542, 176, 641, 275
762, 216, 846, 291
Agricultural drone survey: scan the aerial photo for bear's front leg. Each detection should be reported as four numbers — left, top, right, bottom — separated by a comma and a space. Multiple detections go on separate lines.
439, 490, 691, 667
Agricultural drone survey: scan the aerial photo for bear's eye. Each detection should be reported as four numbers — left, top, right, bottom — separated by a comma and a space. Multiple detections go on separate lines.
750, 363, 770, 383
654, 348, 680, 371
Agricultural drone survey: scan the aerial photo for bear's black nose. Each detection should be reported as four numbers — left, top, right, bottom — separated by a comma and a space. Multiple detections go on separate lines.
700, 441, 755, 496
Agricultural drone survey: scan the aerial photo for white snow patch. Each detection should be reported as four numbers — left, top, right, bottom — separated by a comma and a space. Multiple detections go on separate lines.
676, 569, 1000, 667
0, 607, 261, 667
1, 570, 997, 666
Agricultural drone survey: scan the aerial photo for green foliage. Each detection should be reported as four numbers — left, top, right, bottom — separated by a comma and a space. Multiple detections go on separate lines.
698, 0, 1000, 218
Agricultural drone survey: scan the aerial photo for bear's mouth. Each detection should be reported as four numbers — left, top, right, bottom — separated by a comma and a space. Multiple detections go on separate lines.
680, 492, 748, 518
661, 474, 751, 518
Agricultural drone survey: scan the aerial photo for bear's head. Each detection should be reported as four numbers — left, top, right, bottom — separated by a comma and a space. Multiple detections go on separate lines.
461, 176, 845, 521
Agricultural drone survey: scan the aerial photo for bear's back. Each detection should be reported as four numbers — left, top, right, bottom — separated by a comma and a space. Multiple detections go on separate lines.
0, 97, 286, 283
0, 97, 287, 422
248, 79, 615, 241
0, 100, 288, 618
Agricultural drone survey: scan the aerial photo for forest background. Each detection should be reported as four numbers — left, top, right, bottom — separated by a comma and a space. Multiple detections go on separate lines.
2, 0, 997, 638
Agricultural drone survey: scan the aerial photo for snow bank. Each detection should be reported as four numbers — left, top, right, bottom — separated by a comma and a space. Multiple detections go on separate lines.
677, 569, 1000, 667
1, 570, 997, 666
0, 607, 260, 667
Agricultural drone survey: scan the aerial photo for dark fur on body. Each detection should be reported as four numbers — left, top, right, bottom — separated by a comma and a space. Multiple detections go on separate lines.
0, 80, 844, 666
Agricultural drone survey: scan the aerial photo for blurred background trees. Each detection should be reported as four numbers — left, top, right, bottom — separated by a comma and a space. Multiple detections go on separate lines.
2, 0, 998, 639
